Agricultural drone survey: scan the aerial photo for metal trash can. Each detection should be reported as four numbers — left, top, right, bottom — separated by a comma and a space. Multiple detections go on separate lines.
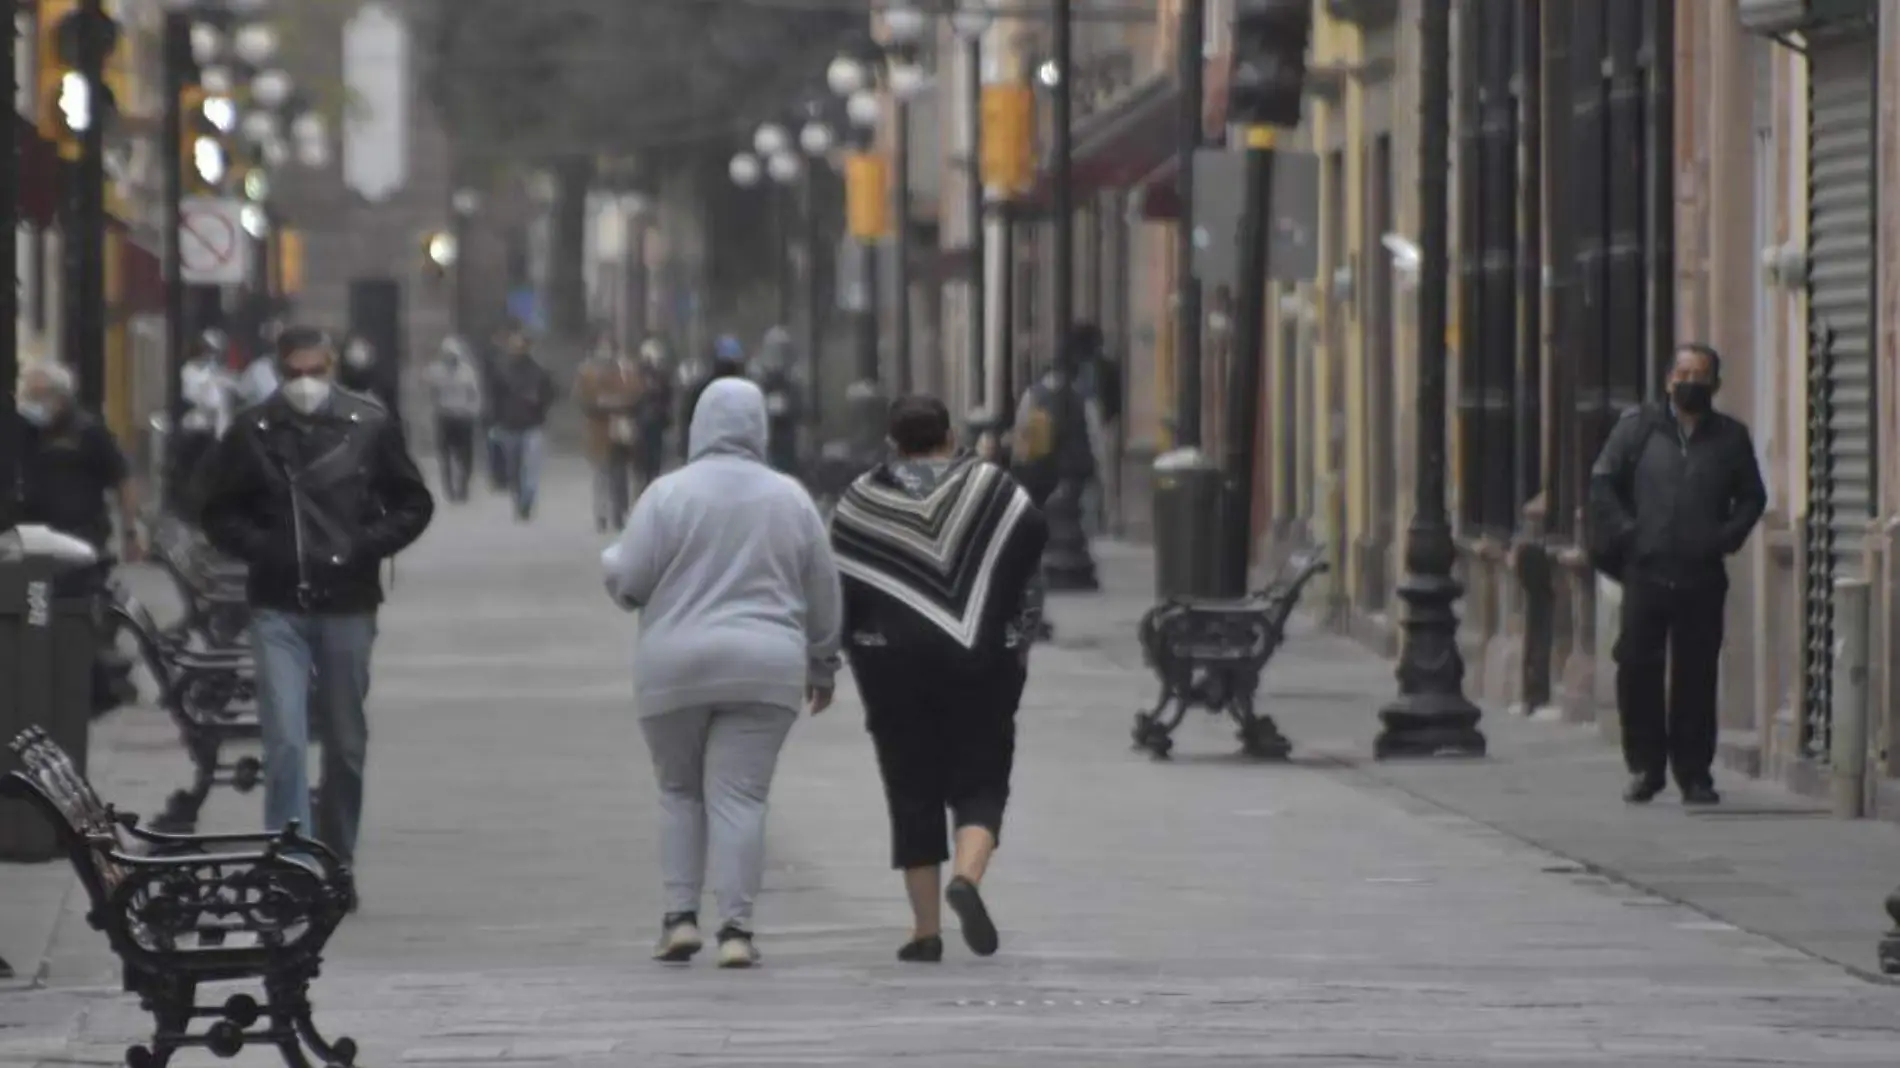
1152, 448, 1225, 601
0, 536, 101, 862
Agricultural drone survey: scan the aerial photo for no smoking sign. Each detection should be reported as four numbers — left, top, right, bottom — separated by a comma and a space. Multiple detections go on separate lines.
179, 197, 252, 286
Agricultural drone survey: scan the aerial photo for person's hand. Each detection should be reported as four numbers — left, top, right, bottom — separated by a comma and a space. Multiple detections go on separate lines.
806, 685, 834, 715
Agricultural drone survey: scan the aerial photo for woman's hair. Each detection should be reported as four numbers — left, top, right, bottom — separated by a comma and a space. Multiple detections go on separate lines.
887, 394, 952, 456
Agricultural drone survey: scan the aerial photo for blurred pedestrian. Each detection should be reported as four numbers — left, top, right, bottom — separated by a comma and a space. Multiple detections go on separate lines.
752, 326, 803, 475
575, 331, 646, 532
601, 378, 842, 969
677, 335, 747, 461
480, 322, 513, 492
488, 327, 556, 522
424, 336, 485, 503
1588, 343, 1765, 806
197, 327, 435, 879
828, 395, 1048, 961
633, 338, 675, 491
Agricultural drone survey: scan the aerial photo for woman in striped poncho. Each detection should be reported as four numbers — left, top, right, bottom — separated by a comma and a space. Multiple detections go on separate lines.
828, 395, 1048, 962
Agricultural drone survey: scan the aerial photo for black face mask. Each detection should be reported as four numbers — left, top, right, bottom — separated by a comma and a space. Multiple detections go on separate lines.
1672, 381, 1714, 415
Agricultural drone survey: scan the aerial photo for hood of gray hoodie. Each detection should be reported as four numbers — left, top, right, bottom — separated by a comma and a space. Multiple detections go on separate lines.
688, 378, 769, 462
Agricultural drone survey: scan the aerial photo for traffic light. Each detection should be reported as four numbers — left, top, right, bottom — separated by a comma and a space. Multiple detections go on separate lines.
36, 0, 79, 151
36, 0, 122, 157
180, 85, 230, 191
1228, 0, 1312, 128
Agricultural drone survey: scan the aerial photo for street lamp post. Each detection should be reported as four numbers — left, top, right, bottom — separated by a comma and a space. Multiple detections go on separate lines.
830, 53, 886, 442
1039, 0, 1101, 593
952, 3, 994, 418
882, 5, 928, 396
450, 188, 480, 338
799, 113, 835, 430
1375, 0, 1486, 759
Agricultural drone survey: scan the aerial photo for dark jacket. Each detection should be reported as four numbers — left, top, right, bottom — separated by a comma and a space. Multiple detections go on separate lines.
1587, 403, 1767, 588
198, 388, 435, 614
490, 354, 556, 431
19, 410, 127, 551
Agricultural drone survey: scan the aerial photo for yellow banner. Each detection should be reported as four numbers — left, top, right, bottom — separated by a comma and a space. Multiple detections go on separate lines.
278, 229, 305, 295
981, 84, 1036, 194
845, 153, 889, 241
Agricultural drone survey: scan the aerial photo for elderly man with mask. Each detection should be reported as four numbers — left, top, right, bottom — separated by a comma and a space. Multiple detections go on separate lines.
197, 327, 435, 880
16, 361, 143, 712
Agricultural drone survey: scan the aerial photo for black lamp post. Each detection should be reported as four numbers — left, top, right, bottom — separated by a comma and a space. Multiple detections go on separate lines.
1374, 0, 1486, 759
1038, 0, 1101, 593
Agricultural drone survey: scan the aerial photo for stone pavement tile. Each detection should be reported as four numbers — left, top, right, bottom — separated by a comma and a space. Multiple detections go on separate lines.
18, 468, 1900, 1066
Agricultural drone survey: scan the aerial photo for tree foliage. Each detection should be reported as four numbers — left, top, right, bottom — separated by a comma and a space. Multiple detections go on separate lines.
427, 0, 863, 165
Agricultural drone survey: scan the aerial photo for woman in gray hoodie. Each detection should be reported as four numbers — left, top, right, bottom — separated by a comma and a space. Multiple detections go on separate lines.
601, 378, 843, 968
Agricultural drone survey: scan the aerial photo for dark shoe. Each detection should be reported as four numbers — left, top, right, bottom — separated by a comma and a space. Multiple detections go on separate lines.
715, 924, 759, 969
897, 934, 944, 963
654, 912, 703, 963
1681, 783, 1722, 806
1623, 774, 1666, 804
945, 876, 999, 957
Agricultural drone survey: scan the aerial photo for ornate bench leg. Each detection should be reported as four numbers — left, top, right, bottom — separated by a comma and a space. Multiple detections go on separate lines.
1879, 887, 1900, 976
152, 740, 216, 834
273, 976, 357, 1067
1231, 695, 1291, 761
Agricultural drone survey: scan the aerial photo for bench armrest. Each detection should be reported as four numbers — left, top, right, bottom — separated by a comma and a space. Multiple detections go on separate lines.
116, 813, 347, 871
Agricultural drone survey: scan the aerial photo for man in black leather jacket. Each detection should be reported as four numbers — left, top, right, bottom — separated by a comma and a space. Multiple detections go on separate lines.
198, 326, 435, 878
1588, 343, 1766, 807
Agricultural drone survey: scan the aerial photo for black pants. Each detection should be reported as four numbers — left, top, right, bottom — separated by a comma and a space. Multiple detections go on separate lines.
436, 416, 476, 502
853, 649, 1028, 871
1614, 576, 1726, 789
483, 422, 508, 490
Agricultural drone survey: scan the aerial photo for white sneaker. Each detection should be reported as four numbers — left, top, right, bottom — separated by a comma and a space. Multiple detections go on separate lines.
716, 927, 760, 969
653, 916, 703, 963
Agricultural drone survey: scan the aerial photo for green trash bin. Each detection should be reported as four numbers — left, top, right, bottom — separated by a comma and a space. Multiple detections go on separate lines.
0, 552, 100, 862
1151, 448, 1225, 601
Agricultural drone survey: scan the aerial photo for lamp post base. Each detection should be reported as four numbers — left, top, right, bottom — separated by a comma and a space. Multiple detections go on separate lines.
1041, 478, 1100, 592
1375, 570, 1486, 760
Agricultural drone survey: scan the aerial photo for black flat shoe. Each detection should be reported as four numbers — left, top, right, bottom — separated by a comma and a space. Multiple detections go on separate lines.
945, 876, 999, 957
897, 935, 943, 963
1623, 774, 1665, 804
1681, 783, 1722, 806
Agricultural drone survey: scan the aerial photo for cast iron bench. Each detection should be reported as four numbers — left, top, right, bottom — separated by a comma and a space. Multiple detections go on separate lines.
150, 519, 251, 652
2, 727, 357, 1068
106, 586, 263, 834
1132, 548, 1331, 760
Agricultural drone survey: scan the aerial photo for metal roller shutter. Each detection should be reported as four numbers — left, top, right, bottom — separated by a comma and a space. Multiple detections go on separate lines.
1802, 30, 1877, 760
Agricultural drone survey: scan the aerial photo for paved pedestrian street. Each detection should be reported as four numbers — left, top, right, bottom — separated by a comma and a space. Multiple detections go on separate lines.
7, 463, 1900, 1067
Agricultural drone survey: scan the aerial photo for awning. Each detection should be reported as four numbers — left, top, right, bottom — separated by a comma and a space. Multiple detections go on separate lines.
1025, 75, 1178, 209
16, 115, 66, 229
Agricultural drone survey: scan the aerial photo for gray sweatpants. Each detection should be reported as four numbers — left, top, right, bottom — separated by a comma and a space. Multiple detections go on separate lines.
639, 703, 798, 930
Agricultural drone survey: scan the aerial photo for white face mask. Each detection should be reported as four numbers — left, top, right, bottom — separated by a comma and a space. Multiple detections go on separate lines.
17, 399, 52, 427
281, 376, 333, 415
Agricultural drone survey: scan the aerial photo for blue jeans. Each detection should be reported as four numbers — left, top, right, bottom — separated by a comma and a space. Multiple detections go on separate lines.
493, 427, 545, 518
251, 609, 377, 864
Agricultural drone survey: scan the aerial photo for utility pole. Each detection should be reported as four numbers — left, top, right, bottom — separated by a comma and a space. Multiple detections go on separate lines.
162, 13, 188, 427
890, 99, 912, 394
1174, 0, 1205, 447
1217, 132, 1274, 593
71, 0, 109, 413
2, 0, 20, 539
1374, 0, 1486, 759
966, 30, 987, 414
802, 168, 824, 429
